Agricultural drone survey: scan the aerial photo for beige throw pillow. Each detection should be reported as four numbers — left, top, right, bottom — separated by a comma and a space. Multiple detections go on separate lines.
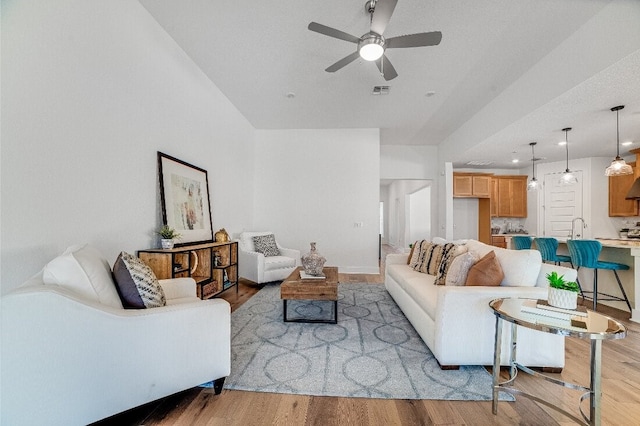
408, 240, 429, 269
433, 244, 467, 285
445, 252, 477, 286
465, 251, 504, 286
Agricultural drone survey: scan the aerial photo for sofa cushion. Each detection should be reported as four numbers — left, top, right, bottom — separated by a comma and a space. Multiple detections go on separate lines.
408, 240, 428, 268
465, 240, 541, 287
252, 234, 280, 257
445, 251, 477, 286
113, 252, 166, 309
433, 244, 468, 285
465, 251, 504, 286
42, 244, 123, 308
264, 255, 296, 271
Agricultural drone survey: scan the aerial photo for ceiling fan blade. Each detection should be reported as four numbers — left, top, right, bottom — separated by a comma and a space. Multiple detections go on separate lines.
308, 22, 361, 44
376, 54, 398, 81
326, 51, 360, 73
386, 31, 442, 48
370, 0, 398, 35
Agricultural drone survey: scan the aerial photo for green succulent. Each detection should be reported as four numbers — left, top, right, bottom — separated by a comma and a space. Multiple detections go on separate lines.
156, 225, 182, 240
546, 271, 580, 293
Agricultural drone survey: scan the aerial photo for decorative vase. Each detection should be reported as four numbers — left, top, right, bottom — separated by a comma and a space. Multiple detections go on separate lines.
548, 287, 578, 310
301, 242, 326, 276
215, 228, 230, 242
161, 239, 175, 250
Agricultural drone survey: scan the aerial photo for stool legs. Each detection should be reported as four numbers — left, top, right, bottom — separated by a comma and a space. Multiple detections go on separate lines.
613, 270, 632, 312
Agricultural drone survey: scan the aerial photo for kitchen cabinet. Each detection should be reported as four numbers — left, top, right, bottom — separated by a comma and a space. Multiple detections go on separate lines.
495, 176, 527, 218
609, 161, 638, 217
490, 178, 499, 217
491, 235, 507, 248
453, 173, 491, 198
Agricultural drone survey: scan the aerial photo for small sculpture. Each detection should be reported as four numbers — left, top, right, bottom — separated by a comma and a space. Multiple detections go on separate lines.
301, 242, 326, 276
214, 228, 230, 242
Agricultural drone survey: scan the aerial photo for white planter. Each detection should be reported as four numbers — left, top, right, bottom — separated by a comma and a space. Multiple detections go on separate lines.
548, 287, 578, 310
160, 239, 175, 250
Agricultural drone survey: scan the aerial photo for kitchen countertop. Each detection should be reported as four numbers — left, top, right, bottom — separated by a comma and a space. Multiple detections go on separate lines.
553, 237, 640, 249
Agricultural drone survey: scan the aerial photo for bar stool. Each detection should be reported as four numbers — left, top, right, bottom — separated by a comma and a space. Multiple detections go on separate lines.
512, 235, 532, 250
534, 237, 573, 267
566, 239, 632, 312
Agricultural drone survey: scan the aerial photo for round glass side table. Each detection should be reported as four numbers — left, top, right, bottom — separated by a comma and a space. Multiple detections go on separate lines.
489, 298, 626, 426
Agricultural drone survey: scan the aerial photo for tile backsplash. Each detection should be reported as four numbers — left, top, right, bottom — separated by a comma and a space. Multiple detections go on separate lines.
491, 218, 526, 234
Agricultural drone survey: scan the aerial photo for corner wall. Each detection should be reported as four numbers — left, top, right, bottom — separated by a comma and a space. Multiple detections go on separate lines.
1, 0, 255, 293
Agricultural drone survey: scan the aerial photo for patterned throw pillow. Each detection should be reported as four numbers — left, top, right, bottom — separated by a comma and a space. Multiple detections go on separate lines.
408, 240, 428, 267
433, 244, 467, 285
412, 242, 448, 275
445, 251, 477, 286
252, 234, 280, 257
113, 252, 166, 308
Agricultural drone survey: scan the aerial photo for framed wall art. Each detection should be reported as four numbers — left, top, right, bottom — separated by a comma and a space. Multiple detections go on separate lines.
158, 152, 213, 246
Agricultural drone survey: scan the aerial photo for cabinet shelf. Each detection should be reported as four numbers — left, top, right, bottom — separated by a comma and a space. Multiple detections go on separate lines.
138, 241, 238, 299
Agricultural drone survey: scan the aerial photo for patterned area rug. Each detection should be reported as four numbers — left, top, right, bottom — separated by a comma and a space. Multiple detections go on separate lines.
225, 283, 510, 400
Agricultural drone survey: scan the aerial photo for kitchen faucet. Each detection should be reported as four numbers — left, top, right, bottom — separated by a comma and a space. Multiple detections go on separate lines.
570, 217, 586, 239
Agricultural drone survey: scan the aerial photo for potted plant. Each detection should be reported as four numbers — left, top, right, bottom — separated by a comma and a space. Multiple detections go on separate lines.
546, 271, 580, 309
156, 225, 182, 250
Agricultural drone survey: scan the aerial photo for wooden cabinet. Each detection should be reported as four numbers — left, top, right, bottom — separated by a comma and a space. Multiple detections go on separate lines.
494, 176, 527, 218
491, 235, 506, 248
609, 161, 638, 217
453, 173, 491, 198
138, 241, 238, 299
490, 178, 499, 217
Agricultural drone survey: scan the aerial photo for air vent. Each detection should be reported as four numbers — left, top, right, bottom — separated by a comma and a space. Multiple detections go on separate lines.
465, 160, 494, 166
372, 86, 390, 95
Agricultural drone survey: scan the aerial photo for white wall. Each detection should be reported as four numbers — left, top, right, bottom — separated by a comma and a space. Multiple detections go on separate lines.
1, 0, 255, 293
254, 129, 380, 274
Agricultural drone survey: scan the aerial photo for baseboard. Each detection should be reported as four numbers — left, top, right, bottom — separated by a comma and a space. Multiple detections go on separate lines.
338, 266, 381, 274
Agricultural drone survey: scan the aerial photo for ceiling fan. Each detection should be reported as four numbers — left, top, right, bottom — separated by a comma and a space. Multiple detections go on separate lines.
308, 0, 442, 81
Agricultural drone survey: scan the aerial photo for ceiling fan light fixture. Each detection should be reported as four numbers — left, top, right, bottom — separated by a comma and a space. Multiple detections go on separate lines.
359, 35, 385, 61
605, 105, 633, 177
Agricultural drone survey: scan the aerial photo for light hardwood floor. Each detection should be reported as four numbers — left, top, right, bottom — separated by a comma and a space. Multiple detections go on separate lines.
93, 248, 640, 425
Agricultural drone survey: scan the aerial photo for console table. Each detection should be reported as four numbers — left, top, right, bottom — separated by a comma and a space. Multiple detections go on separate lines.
489, 298, 626, 426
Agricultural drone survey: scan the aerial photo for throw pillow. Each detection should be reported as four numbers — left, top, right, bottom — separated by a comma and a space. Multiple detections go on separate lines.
112, 252, 166, 309
413, 242, 446, 275
252, 234, 280, 257
445, 252, 477, 286
408, 240, 428, 268
433, 243, 466, 285
465, 250, 504, 286
42, 244, 123, 308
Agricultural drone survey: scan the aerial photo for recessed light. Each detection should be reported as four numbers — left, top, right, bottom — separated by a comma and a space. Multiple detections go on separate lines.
286, 92, 296, 99
622, 141, 633, 146
425, 91, 436, 97
512, 159, 519, 163
558, 141, 567, 146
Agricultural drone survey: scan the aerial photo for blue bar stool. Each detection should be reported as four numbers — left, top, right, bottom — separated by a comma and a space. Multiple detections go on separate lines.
566, 239, 632, 312
511, 236, 532, 250
534, 237, 573, 267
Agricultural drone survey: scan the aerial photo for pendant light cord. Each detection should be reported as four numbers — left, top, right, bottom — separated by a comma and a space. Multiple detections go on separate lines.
565, 129, 570, 172
616, 108, 620, 157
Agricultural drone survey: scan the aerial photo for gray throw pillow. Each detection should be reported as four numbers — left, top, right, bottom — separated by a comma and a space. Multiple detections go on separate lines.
252, 234, 280, 257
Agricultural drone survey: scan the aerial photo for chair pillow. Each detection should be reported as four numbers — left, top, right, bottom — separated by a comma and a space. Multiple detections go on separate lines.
252, 234, 280, 257
42, 244, 123, 308
465, 251, 504, 286
113, 252, 166, 309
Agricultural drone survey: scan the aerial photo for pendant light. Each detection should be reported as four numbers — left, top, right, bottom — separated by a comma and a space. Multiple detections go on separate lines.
527, 142, 540, 191
559, 127, 578, 185
604, 105, 632, 176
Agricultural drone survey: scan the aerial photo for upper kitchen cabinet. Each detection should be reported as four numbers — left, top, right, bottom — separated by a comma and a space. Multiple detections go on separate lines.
453, 173, 491, 198
609, 161, 638, 217
495, 176, 527, 218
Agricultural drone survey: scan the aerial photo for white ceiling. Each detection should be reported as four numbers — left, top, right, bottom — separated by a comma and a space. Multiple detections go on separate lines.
139, 0, 640, 169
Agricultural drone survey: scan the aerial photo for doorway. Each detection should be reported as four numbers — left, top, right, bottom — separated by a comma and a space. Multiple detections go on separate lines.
380, 179, 431, 250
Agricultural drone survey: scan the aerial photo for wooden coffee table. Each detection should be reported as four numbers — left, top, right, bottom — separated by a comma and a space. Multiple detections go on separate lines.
280, 266, 338, 324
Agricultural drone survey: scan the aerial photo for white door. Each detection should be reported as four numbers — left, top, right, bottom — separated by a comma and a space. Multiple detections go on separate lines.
543, 171, 583, 238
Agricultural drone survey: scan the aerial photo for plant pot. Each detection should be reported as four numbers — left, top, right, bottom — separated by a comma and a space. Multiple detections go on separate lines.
161, 239, 175, 250
548, 287, 578, 310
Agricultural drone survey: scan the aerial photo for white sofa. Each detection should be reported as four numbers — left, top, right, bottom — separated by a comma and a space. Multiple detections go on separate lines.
238, 231, 300, 283
385, 239, 578, 369
1, 247, 231, 426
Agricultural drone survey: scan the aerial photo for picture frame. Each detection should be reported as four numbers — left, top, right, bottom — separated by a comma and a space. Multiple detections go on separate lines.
158, 152, 213, 246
